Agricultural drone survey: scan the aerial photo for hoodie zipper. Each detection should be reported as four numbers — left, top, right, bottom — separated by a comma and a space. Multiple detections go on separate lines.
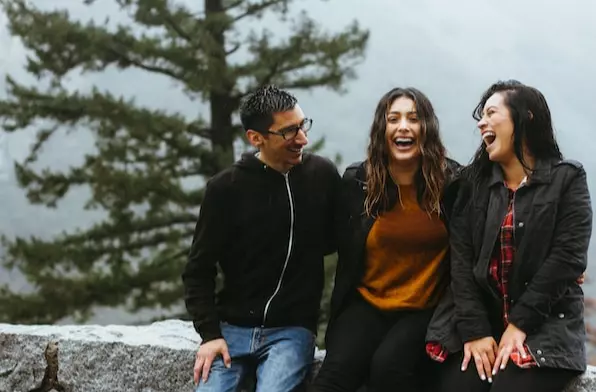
262, 172, 295, 325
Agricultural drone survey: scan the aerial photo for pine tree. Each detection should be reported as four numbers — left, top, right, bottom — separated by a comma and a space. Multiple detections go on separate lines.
0, 0, 368, 324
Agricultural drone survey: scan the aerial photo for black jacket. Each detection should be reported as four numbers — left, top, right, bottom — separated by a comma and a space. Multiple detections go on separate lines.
327, 158, 463, 339
182, 152, 341, 342
427, 159, 592, 371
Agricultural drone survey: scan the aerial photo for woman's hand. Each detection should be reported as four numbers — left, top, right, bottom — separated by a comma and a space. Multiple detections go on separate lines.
492, 323, 527, 375
462, 336, 498, 382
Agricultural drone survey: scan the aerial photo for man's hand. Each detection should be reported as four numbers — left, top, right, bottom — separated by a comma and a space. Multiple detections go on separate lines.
492, 323, 527, 375
194, 338, 231, 384
462, 336, 498, 383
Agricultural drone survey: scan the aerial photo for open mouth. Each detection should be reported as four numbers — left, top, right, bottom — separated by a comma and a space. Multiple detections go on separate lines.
288, 147, 303, 154
482, 131, 496, 146
393, 137, 415, 149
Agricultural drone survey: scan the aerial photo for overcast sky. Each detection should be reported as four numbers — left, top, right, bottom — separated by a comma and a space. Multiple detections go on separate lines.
1, 0, 595, 323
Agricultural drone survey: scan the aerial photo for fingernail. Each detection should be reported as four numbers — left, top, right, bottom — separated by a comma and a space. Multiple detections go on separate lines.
481, 375, 486, 381
488, 377, 492, 383
461, 367, 465, 371
501, 365, 505, 370
492, 370, 496, 375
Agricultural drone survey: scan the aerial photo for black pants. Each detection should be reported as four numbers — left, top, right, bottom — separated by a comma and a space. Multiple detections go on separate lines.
431, 350, 581, 392
309, 294, 435, 392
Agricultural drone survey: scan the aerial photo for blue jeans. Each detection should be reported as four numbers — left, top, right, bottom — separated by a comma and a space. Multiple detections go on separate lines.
195, 323, 315, 392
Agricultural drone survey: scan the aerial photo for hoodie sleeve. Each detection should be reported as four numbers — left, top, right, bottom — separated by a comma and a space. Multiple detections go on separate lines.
182, 177, 230, 343
325, 161, 343, 256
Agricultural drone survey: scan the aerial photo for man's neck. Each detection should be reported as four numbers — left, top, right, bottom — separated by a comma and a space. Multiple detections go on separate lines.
256, 151, 291, 174
388, 161, 419, 185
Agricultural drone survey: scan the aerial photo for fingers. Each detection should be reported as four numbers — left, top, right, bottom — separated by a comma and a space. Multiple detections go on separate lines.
487, 345, 496, 366
480, 352, 493, 383
492, 349, 502, 376
473, 352, 486, 381
493, 345, 511, 375
222, 346, 232, 369
516, 341, 527, 361
461, 345, 471, 371
500, 346, 511, 371
194, 355, 205, 385
202, 355, 214, 383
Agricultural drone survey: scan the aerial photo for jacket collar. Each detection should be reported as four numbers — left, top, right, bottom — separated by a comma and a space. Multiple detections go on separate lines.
488, 158, 555, 187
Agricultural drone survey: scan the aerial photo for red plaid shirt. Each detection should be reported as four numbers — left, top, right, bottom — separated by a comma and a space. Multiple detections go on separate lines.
426, 180, 536, 368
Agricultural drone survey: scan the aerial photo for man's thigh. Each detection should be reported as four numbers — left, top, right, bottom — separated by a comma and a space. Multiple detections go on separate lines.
254, 326, 316, 392
195, 323, 254, 392
195, 357, 249, 392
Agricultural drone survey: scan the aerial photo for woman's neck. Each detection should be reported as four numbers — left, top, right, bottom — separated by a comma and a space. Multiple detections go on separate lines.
500, 155, 534, 189
389, 160, 419, 186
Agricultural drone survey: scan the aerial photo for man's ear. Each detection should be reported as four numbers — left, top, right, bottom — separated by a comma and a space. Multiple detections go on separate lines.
246, 129, 265, 148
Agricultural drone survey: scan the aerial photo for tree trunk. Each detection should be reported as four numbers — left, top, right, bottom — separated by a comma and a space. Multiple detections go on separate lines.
205, 0, 235, 170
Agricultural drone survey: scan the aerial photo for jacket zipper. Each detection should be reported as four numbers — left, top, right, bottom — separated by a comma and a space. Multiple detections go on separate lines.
262, 172, 295, 325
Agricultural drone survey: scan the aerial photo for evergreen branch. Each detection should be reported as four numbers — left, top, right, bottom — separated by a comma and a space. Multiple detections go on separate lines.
225, 42, 241, 56
0, 0, 368, 326
232, 0, 289, 22
159, 10, 194, 43
104, 43, 184, 81
223, 0, 244, 12
62, 212, 198, 245
2, 0, 203, 87
235, 15, 369, 93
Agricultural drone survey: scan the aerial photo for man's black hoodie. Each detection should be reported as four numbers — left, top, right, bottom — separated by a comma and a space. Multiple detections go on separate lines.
182, 151, 341, 342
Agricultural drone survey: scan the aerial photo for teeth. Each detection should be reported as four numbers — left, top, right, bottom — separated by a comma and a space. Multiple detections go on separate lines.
482, 132, 495, 141
395, 137, 413, 142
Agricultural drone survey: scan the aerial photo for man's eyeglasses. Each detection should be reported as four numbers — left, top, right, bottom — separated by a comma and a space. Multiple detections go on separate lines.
265, 118, 313, 140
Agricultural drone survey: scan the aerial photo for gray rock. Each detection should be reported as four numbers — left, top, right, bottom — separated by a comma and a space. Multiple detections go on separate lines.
0, 319, 593, 392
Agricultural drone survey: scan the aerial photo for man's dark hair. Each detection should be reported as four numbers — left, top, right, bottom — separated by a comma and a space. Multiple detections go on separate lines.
239, 85, 298, 133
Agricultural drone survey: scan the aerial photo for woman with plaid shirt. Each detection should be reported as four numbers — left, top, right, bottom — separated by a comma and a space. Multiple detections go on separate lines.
426, 80, 592, 391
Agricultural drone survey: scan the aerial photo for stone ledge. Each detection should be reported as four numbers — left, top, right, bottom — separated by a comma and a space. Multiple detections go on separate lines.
0, 319, 593, 391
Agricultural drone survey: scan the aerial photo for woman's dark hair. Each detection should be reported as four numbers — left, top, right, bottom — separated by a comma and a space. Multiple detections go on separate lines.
364, 87, 446, 216
467, 79, 563, 182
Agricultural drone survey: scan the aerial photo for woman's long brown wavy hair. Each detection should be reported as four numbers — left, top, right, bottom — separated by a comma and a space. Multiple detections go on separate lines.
364, 87, 447, 217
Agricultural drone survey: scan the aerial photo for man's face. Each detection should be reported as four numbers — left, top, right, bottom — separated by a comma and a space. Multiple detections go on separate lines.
250, 104, 310, 172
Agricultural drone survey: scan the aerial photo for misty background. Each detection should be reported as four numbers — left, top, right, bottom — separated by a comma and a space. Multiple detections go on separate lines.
1, 0, 595, 325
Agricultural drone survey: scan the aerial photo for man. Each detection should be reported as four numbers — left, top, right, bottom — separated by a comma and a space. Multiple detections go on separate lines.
182, 85, 341, 391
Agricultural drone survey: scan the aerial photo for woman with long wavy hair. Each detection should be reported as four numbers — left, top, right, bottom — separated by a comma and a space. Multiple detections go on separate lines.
309, 87, 463, 392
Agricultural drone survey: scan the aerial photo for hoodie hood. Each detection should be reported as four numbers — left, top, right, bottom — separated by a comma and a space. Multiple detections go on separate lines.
234, 150, 310, 174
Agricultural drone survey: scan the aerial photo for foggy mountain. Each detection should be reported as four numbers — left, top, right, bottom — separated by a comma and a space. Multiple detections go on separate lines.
1, 0, 595, 324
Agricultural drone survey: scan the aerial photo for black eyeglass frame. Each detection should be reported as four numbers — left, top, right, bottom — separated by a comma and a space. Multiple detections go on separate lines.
264, 118, 313, 140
